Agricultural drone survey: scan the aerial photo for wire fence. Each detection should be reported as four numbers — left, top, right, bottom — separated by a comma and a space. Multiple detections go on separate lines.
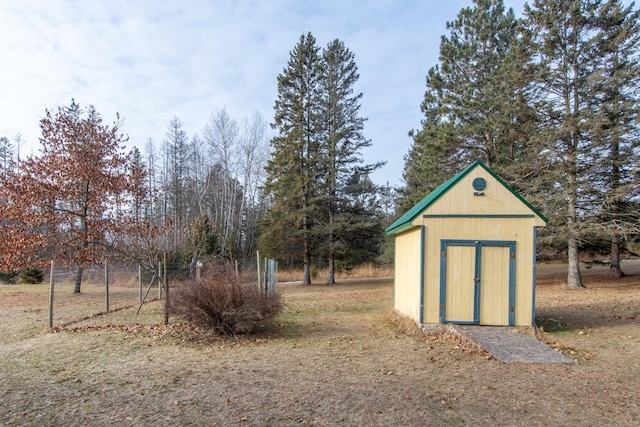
46, 260, 173, 330
44, 256, 270, 330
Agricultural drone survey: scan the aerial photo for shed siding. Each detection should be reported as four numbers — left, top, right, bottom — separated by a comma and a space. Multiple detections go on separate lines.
393, 227, 422, 322
424, 228, 440, 323
517, 225, 534, 325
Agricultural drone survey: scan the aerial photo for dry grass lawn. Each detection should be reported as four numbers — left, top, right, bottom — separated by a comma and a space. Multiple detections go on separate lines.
0, 261, 639, 426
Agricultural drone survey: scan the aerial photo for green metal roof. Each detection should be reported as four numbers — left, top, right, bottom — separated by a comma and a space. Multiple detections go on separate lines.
386, 160, 548, 235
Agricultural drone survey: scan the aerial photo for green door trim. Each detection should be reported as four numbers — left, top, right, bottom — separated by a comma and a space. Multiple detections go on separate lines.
439, 239, 516, 326
419, 226, 425, 324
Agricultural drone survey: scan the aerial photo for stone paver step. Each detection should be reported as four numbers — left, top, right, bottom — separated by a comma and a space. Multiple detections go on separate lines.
453, 325, 575, 364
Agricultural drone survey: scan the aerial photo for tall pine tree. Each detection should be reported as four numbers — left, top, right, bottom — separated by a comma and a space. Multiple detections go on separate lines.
525, 0, 604, 289
318, 39, 382, 284
403, 0, 535, 212
590, 0, 640, 277
262, 32, 322, 284
163, 117, 190, 251
262, 34, 383, 283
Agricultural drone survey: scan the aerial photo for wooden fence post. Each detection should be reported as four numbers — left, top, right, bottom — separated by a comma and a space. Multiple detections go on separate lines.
104, 260, 110, 313
48, 260, 54, 328
158, 260, 163, 299
164, 252, 169, 325
256, 251, 261, 290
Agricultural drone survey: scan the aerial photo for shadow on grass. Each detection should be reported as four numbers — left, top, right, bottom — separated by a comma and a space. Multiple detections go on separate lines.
265, 279, 394, 341
536, 298, 639, 334
535, 316, 580, 334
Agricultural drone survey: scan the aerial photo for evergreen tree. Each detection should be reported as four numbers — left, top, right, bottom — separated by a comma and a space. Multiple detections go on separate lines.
318, 39, 382, 284
127, 146, 147, 225
335, 172, 384, 268
402, 91, 458, 212
403, 0, 535, 212
118, 145, 156, 267
163, 117, 190, 251
263, 32, 322, 284
186, 214, 217, 277
262, 34, 384, 282
375, 182, 398, 266
525, 0, 604, 289
589, 0, 640, 277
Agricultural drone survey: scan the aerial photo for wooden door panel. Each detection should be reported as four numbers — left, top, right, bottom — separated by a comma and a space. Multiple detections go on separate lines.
445, 245, 475, 323
480, 246, 510, 325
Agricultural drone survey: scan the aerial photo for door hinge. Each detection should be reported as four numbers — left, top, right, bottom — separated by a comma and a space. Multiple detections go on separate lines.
510, 252, 516, 259
441, 251, 446, 257
509, 306, 515, 312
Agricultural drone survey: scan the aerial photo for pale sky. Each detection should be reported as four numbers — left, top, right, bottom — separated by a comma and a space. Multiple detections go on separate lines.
0, 0, 526, 186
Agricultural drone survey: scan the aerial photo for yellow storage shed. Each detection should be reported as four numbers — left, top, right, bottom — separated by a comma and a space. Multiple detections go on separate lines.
386, 161, 547, 327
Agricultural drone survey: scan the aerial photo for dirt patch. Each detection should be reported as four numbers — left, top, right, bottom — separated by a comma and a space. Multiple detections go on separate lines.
0, 264, 639, 426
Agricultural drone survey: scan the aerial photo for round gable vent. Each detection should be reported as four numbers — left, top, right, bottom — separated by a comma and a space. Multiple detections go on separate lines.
472, 177, 486, 191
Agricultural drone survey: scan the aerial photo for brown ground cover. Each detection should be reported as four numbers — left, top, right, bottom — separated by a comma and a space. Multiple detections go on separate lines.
0, 261, 639, 426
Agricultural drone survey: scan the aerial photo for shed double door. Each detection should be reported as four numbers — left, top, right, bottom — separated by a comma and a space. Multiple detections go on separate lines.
439, 240, 516, 326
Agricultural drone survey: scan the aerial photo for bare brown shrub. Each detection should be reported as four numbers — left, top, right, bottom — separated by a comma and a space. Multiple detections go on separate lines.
170, 265, 282, 336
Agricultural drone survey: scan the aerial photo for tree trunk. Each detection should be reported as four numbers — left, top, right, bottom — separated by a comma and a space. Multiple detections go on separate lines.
303, 257, 311, 285
564, 38, 585, 290
189, 256, 198, 279
610, 235, 625, 278
303, 215, 311, 285
609, 123, 624, 278
73, 265, 83, 294
327, 209, 335, 285
567, 170, 584, 289
327, 257, 335, 285
567, 237, 584, 289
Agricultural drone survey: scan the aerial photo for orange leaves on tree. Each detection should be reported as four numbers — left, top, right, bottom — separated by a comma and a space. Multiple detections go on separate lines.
0, 100, 148, 275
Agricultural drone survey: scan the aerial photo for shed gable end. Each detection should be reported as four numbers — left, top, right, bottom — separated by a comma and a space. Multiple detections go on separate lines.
423, 167, 538, 218
386, 161, 548, 235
